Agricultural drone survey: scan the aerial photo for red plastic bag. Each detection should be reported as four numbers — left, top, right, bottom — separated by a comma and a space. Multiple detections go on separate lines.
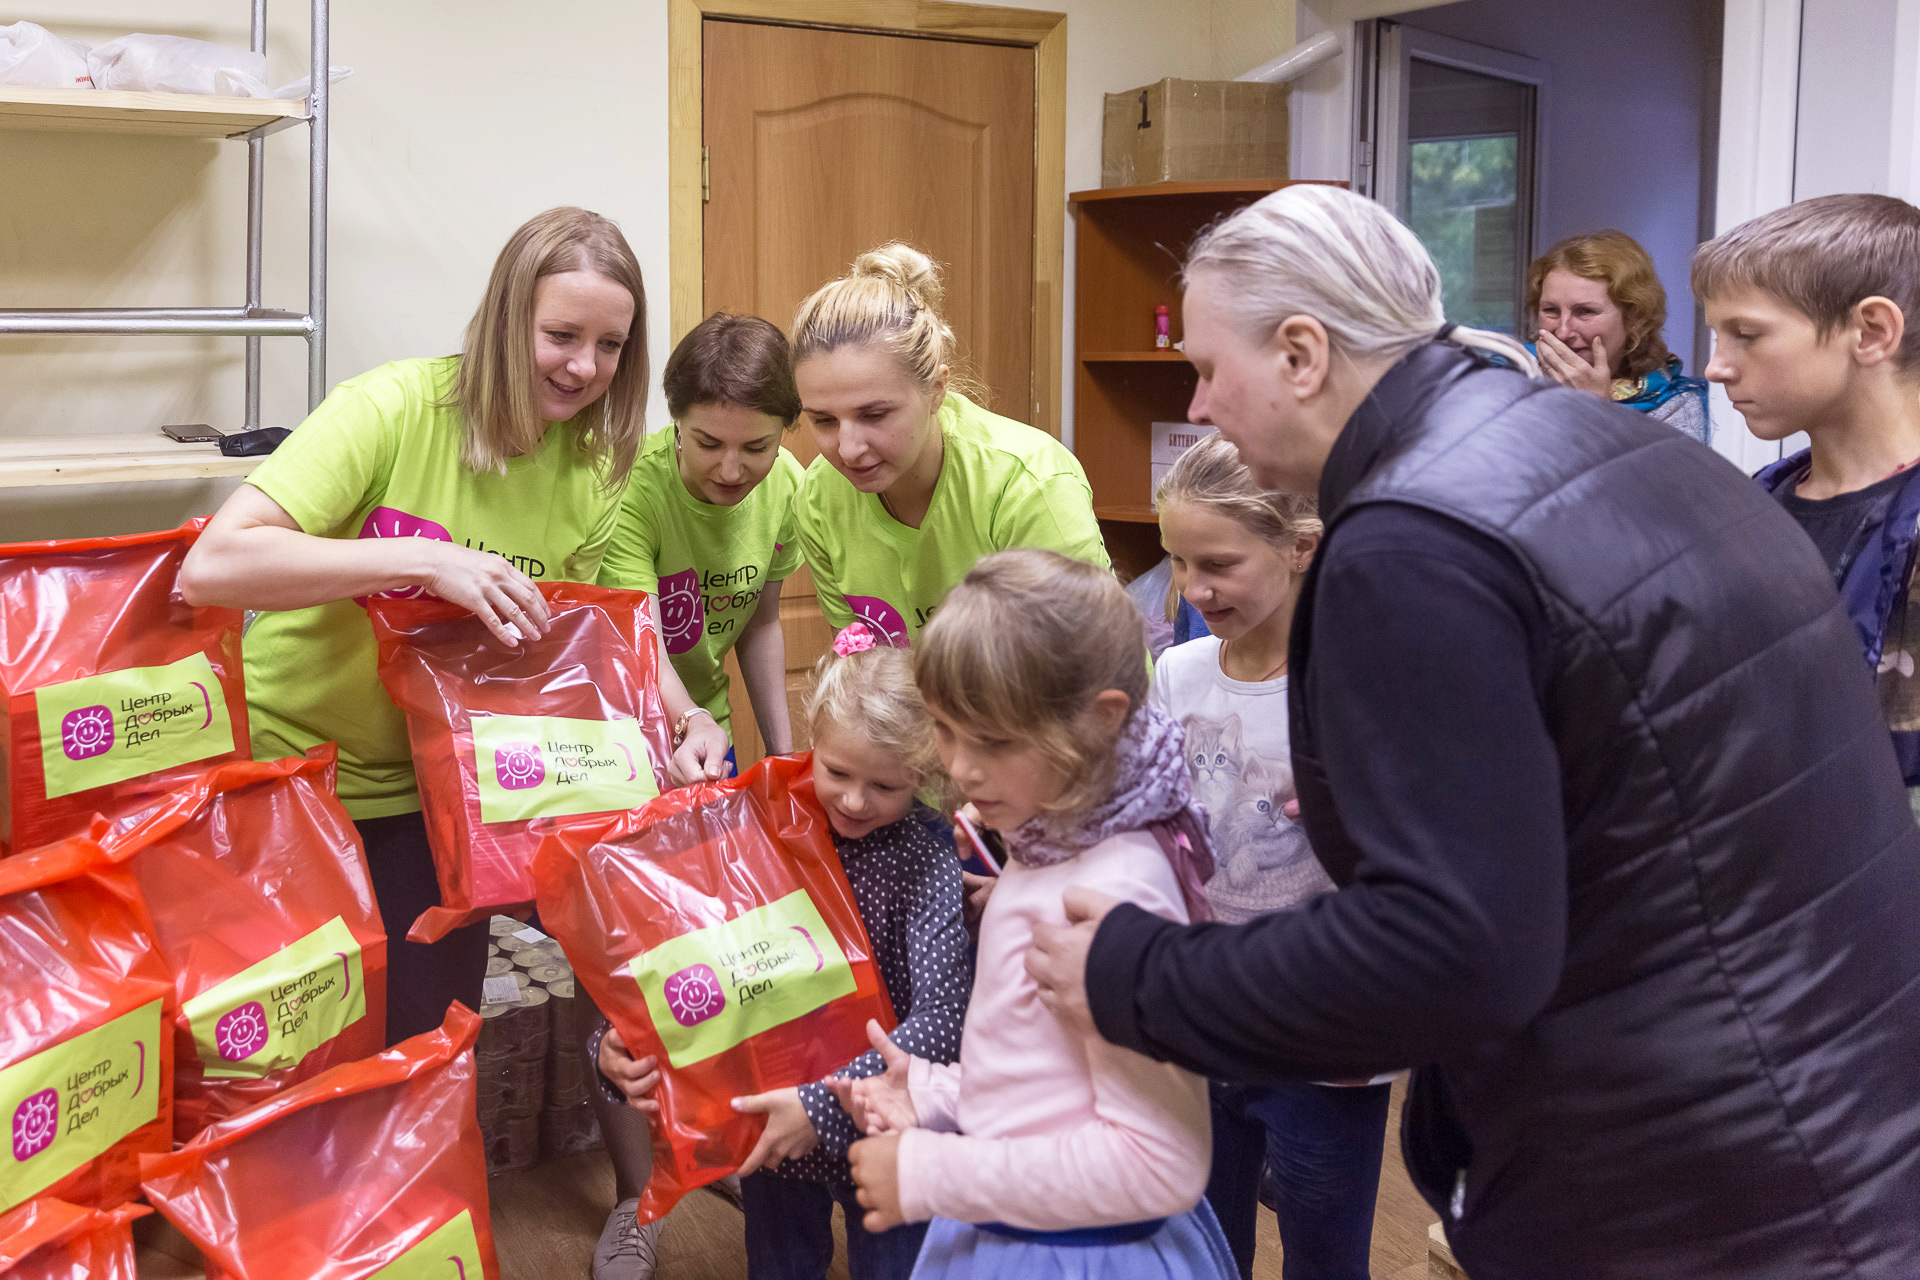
369, 583, 673, 942
104, 745, 388, 1141
139, 1004, 499, 1280
533, 754, 896, 1223
0, 833, 173, 1214
0, 520, 249, 852
0, 1198, 147, 1279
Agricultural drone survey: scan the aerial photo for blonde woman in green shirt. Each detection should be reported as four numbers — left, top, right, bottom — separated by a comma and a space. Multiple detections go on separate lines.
792, 244, 1109, 646
181, 207, 729, 1046
600, 312, 806, 766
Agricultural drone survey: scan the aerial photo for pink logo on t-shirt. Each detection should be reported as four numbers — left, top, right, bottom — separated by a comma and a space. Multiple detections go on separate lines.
494, 742, 545, 791
61, 704, 115, 760
658, 568, 704, 656
215, 1001, 271, 1062
662, 964, 725, 1026
845, 597, 909, 647
355, 507, 454, 602
11, 1089, 58, 1161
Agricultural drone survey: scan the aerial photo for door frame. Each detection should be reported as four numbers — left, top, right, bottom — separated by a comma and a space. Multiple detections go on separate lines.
667, 0, 1069, 434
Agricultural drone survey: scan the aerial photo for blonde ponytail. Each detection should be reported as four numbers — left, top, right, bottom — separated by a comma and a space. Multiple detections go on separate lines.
792, 243, 986, 401
1185, 185, 1538, 378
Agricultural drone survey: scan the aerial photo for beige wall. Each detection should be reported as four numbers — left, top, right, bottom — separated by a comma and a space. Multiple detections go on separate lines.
0, 0, 1290, 539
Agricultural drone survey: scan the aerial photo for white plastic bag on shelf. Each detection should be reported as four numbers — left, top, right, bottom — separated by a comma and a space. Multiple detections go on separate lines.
0, 21, 93, 89
270, 65, 353, 101
87, 33, 272, 98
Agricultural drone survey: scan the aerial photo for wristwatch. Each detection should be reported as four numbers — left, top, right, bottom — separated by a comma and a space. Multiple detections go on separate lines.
673, 706, 714, 747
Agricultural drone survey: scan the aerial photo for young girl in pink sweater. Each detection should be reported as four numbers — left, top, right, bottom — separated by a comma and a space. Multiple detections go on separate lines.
838, 548, 1236, 1279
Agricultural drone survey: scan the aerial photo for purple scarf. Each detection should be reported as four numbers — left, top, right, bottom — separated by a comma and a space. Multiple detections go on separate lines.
1002, 703, 1217, 922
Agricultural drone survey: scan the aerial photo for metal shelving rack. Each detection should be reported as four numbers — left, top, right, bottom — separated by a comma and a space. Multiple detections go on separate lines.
0, 0, 329, 487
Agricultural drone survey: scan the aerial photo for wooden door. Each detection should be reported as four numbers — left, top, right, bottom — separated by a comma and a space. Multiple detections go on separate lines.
702, 18, 1038, 761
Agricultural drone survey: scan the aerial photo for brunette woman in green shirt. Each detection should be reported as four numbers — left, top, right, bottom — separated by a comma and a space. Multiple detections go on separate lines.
181, 207, 730, 1044
791, 244, 1108, 646
599, 313, 805, 763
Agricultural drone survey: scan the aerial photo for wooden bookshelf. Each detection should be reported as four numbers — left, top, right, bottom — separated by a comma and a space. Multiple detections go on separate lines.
0, 86, 304, 138
1068, 179, 1342, 574
0, 435, 262, 488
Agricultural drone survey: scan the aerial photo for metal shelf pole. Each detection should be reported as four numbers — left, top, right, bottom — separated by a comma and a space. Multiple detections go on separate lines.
308, 0, 329, 410
245, 0, 267, 428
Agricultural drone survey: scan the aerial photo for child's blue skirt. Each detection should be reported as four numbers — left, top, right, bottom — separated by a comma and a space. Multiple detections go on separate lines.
909, 1202, 1237, 1280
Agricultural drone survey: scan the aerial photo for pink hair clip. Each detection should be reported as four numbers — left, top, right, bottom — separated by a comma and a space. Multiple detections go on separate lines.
832, 622, 878, 657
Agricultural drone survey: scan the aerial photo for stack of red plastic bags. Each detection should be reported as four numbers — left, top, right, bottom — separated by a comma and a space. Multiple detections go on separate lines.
0, 522, 499, 1280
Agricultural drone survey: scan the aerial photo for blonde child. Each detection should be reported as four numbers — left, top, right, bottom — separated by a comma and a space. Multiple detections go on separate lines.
1153, 433, 1390, 1280
838, 548, 1236, 1280
594, 624, 972, 1280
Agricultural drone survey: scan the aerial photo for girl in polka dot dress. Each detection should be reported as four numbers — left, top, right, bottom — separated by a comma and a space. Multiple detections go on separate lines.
598, 620, 972, 1280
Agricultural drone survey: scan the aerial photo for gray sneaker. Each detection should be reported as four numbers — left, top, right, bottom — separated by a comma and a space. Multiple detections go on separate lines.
703, 1173, 743, 1211
592, 1198, 662, 1280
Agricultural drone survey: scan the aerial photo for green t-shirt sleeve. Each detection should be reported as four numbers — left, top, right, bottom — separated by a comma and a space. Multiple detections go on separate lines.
770, 491, 804, 582
245, 383, 394, 535
597, 481, 663, 594
565, 483, 623, 585
991, 469, 1113, 571
796, 496, 854, 630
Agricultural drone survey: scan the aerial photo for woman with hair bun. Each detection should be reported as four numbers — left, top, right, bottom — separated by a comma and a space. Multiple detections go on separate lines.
790, 243, 1108, 649
1529, 229, 1710, 441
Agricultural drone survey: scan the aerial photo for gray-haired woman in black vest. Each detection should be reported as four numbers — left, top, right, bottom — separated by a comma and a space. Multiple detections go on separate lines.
1027, 183, 1920, 1279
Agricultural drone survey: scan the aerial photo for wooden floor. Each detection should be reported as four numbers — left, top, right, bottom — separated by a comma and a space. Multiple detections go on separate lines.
135, 1080, 1440, 1279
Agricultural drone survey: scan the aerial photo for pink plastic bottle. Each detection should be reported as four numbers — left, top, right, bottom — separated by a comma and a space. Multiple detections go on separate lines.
1154, 305, 1171, 349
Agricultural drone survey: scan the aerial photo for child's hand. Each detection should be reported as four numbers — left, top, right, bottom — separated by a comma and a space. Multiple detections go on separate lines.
849, 1132, 906, 1233
598, 1027, 661, 1115
826, 1020, 919, 1135
732, 1086, 819, 1175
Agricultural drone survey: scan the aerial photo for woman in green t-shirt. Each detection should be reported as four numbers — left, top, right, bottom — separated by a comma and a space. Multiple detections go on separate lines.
180, 207, 731, 1045
599, 312, 806, 764
791, 243, 1109, 647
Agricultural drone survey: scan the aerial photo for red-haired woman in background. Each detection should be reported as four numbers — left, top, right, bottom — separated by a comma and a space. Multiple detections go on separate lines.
1529, 230, 1711, 443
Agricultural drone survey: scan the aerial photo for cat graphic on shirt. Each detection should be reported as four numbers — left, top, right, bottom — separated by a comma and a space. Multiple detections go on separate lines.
1182, 712, 1333, 917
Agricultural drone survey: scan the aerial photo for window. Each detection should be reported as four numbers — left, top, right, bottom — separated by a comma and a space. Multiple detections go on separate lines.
1356, 23, 1545, 336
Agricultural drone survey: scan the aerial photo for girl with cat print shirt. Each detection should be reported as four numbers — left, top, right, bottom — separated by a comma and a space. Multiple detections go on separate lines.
1149, 432, 1391, 1280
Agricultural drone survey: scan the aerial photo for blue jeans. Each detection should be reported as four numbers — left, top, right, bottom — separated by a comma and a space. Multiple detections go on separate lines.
741, 1171, 928, 1280
1204, 1079, 1392, 1280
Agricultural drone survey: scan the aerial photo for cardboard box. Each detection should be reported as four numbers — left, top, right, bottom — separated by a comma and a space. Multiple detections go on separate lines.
1103, 77, 1289, 187
1150, 421, 1206, 510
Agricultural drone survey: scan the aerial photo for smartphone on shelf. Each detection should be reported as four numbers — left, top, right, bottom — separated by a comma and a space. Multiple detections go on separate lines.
953, 809, 1004, 877
162, 423, 222, 444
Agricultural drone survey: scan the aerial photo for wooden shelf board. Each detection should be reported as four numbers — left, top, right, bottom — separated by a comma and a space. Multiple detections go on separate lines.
1070, 178, 1293, 204
0, 87, 304, 138
1095, 504, 1160, 524
1081, 350, 1192, 363
0, 435, 264, 488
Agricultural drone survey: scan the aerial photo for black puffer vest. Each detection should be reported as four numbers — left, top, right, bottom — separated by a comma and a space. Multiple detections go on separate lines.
1289, 344, 1920, 1278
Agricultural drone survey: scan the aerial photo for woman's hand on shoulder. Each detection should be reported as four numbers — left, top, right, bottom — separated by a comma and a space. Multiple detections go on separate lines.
1027, 885, 1122, 1037
1536, 330, 1613, 399
418, 542, 551, 647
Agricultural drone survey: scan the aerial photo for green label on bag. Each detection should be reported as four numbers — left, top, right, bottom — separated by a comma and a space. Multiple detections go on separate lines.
369, 1209, 485, 1280
630, 890, 856, 1069
470, 714, 660, 824
36, 652, 233, 799
181, 916, 367, 1080
0, 999, 163, 1212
